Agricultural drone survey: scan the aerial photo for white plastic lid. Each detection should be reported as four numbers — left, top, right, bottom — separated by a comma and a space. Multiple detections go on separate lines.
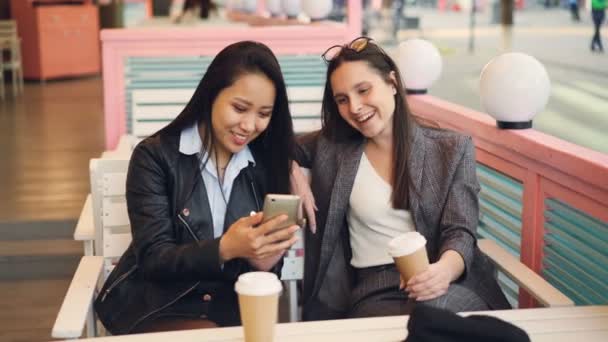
388, 232, 427, 257
234, 271, 283, 296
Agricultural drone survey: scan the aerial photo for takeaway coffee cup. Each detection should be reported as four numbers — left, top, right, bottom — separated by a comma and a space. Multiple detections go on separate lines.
234, 272, 283, 342
388, 232, 430, 283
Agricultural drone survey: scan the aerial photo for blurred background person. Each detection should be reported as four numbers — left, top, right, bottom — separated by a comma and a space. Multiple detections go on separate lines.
569, 0, 580, 22
591, 0, 606, 52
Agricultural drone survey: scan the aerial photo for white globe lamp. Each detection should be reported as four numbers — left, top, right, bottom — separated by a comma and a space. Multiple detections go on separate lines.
267, 0, 282, 17
282, 0, 301, 19
480, 53, 550, 129
398, 39, 442, 95
302, 0, 332, 21
242, 0, 257, 13
228, 0, 243, 11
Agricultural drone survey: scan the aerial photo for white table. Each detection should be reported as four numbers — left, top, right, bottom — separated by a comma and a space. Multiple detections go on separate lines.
65, 305, 608, 342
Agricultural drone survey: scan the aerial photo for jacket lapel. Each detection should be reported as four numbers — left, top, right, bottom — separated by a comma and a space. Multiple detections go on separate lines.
179, 154, 214, 241
408, 124, 426, 235
223, 165, 260, 233
314, 139, 365, 292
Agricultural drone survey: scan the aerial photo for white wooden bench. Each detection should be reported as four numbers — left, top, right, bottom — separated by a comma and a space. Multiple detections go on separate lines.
123, 54, 327, 142
52, 155, 306, 339
52, 157, 573, 340
130, 86, 324, 141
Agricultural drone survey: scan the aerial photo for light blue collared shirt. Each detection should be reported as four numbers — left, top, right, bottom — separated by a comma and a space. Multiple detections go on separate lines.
179, 123, 256, 238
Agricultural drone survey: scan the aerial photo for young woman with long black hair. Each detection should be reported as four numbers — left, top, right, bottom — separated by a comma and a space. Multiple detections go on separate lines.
95, 41, 299, 334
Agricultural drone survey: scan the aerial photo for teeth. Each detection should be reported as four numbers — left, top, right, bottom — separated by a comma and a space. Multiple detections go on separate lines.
356, 112, 374, 123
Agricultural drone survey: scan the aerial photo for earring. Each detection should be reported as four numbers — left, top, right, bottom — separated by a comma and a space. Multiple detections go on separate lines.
392, 87, 397, 95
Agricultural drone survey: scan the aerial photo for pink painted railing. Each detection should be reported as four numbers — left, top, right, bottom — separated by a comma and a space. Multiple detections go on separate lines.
408, 95, 608, 307
101, 0, 362, 149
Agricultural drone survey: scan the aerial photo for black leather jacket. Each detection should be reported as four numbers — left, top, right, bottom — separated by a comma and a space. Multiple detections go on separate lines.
94, 130, 278, 334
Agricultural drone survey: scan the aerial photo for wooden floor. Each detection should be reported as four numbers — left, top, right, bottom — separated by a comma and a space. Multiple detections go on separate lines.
0, 77, 105, 342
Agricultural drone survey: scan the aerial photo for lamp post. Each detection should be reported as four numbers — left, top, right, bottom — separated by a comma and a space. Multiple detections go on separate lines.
480, 53, 550, 129
468, 0, 476, 53
398, 39, 443, 95
501, 0, 514, 51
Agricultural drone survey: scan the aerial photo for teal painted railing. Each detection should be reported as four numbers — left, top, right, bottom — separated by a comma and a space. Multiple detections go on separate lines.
476, 163, 523, 307
124, 55, 326, 134
543, 199, 608, 305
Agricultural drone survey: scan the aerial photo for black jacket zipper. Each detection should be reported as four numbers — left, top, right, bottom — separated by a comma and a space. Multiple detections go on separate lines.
128, 281, 200, 333
178, 213, 199, 242
100, 265, 137, 302
127, 213, 201, 333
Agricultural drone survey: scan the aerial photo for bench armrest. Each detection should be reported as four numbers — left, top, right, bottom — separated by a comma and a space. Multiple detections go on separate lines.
52, 256, 104, 339
73, 194, 95, 256
116, 134, 134, 153
478, 239, 574, 307
74, 194, 94, 242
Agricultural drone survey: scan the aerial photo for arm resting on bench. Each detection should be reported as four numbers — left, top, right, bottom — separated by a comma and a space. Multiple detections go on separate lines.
52, 256, 104, 339
478, 239, 574, 308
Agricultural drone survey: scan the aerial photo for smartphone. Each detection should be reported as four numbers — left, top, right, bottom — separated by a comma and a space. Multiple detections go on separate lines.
262, 194, 301, 233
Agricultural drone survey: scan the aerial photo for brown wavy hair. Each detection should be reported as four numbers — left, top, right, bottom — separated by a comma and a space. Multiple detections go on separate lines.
321, 40, 418, 210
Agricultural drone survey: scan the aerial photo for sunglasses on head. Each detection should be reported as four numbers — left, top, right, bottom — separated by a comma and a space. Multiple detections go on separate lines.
321, 37, 373, 63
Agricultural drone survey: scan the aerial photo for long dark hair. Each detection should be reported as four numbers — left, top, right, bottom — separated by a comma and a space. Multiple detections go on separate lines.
161, 41, 294, 195
321, 40, 417, 210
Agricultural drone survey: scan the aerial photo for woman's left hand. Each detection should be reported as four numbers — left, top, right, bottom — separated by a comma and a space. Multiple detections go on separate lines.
401, 262, 454, 302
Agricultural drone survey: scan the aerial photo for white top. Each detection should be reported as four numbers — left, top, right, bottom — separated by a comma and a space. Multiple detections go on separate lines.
348, 152, 416, 268
179, 123, 255, 238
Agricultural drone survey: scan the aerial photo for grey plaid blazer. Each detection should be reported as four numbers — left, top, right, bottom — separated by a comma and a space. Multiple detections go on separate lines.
296, 124, 510, 321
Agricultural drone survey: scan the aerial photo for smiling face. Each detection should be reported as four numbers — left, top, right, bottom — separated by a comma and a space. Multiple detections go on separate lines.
209, 72, 275, 160
330, 60, 397, 141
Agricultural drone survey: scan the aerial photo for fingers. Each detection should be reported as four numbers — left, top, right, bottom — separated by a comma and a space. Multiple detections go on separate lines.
263, 225, 300, 245
406, 271, 448, 301
415, 288, 448, 302
407, 269, 434, 287
255, 249, 286, 261
254, 235, 299, 259
254, 214, 288, 236
289, 162, 317, 233
399, 276, 405, 290
239, 212, 264, 227
303, 197, 317, 234
406, 271, 440, 293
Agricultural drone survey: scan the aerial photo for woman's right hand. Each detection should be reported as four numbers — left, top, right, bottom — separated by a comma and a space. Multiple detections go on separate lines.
290, 161, 318, 233
219, 212, 299, 262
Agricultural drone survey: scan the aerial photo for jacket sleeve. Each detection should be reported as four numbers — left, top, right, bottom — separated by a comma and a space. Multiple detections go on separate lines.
437, 137, 479, 277
126, 142, 224, 281
295, 130, 321, 168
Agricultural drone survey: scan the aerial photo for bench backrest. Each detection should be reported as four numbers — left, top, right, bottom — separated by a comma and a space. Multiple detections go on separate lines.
127, 55, 326, 140
90, 158, 131, 279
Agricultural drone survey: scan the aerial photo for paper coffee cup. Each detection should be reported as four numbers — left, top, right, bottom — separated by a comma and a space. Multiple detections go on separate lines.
388, 232, 429, 283
234, 272, 283, 342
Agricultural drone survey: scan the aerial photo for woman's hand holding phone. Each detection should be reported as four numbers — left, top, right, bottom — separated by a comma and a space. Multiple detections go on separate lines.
219, 212, 299, 262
